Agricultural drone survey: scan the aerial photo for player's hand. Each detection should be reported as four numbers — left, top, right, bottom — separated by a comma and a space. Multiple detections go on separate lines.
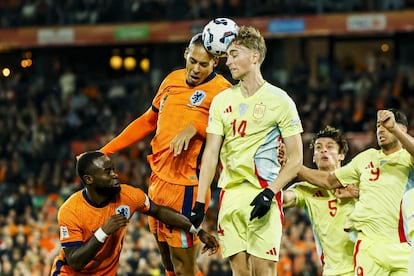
198, 229, 219, 255
170, 124, 197, 157
335, 184, 359, 199
249, 188, 275, 221
377, 110, 396, 132
102, 214, 128, 235
190, 201, 205, 228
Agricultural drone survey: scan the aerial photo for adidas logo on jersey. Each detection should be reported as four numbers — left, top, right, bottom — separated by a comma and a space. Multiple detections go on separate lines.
224, 105, 232, 113
266, 247, 278, 256
313, 190, 324, 197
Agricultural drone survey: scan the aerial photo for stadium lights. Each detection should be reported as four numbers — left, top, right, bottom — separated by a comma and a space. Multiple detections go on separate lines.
109, 55, 123, 70
124, 56, 136, 71
2, 67, 11, 77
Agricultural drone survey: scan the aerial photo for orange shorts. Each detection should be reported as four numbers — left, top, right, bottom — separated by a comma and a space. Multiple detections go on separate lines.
147, 172, 211, 248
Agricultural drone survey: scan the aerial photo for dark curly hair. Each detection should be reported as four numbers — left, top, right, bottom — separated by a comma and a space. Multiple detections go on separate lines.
309, 125, 349, 156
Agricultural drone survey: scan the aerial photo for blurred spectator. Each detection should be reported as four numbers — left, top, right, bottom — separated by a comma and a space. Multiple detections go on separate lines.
0, 28, 414, 275
1, 0, 414, 27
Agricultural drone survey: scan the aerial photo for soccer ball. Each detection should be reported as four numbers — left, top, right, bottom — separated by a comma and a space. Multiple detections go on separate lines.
202, 18, 239, 57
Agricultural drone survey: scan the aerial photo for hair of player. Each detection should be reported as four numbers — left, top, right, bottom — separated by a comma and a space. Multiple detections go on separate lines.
230, 25, 266, 64
310, 125, 349, 156
188, 33, 203, 48
76, 151, 105, 183
388, 108, 408, 127
187, 32, 216, 59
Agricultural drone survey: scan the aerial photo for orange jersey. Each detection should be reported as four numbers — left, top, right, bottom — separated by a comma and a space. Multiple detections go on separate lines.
102, 69, 231, 185
50, 184, 150, 276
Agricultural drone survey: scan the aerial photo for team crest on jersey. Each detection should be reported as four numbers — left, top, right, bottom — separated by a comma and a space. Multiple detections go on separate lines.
239, 103, 249, 116
188, 90, 206, 106
60, 226, 69, 239
116, 205, 131, 219
253, 104, 266, 119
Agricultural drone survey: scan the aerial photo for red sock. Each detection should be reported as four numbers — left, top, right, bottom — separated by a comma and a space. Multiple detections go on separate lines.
165, 271, 176, 276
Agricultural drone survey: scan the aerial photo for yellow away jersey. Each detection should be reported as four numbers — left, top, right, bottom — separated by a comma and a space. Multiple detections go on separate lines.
402, 175, 414, 244
291, 182, 355, 275
207, 82, 303, 189
335, 148, 414, 242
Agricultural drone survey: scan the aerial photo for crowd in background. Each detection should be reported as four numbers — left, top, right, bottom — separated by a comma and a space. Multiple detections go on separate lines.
1, 0, 414, 28
0, 48, 413, 275
1, 1, 414, 275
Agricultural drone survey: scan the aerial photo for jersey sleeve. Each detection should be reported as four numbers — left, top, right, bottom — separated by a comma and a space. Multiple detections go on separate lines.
122, 185, 151, 214
335, 152, 364, 187
100, 107, 158, 155
277, 94, 303, 138
206, 93, 226, 136
289, 182, 311, 208
58, 203, 84, 247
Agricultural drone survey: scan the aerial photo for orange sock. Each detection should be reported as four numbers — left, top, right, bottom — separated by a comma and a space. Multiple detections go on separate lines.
165, 271, 176, 276
195, 271, 204, 276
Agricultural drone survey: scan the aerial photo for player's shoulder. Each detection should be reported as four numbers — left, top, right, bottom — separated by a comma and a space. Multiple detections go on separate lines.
214, 83, 238, 97
119, 184, 146, 198
58, 190, 85, 216
289, 181, 318, 192
354, 148, 378, 159
163, 69, 186, 83
61, 189, 84, 205
212, 73, 232, 86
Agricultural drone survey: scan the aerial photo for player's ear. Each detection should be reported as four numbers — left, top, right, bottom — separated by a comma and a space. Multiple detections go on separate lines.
213, 56, 219, 67
83, 175, 93, 185
252, 50, 260, 64
184, 48, 189, 60
338, 153, 345, 162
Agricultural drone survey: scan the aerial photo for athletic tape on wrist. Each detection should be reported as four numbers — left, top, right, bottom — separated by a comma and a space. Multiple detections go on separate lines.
94, 227, 108, 243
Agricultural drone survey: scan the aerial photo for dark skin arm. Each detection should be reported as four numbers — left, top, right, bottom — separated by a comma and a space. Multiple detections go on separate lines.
63, 214, 128, 271
64, 202, 219, 271
148, 202, 219, 255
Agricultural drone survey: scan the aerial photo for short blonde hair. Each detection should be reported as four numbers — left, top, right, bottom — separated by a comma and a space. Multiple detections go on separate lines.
229, 25, 266, 64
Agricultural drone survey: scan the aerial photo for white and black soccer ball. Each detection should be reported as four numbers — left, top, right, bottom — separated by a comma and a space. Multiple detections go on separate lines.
202, 18, 239, 57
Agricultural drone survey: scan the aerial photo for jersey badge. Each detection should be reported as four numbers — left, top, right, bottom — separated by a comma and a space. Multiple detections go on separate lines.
60, 226, 70, 239
116, 205, 131, 219
189, 90, 206, 107
253, 104, 266, 119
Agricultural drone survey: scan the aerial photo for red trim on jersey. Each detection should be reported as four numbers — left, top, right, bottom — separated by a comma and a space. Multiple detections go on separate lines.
354, 239, 362, 271
398, 200, 407, 242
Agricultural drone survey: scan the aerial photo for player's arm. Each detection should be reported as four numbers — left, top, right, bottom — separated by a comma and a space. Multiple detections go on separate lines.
63, 214, 128, 271
100, 107, 158, 155
335, 184, 360, 198
283, 190, 297, 208
190, 133, 223, 227
378, 109, 414, 163
250, 134, 303, 220
269, 133, 303, 193
170, 123, 198, 157
298, 166, 342, 189
148, 202, 219, 255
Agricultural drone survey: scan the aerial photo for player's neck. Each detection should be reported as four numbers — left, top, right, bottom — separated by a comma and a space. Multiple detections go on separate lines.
240, 74, 265, 98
